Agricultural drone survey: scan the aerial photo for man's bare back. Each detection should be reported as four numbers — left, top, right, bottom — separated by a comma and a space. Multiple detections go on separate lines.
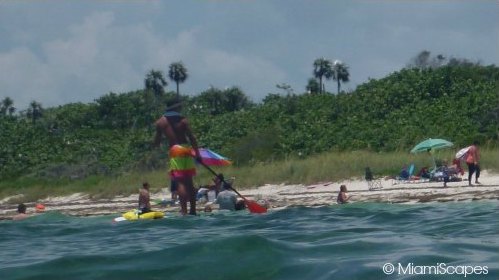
155, 115, 190, 147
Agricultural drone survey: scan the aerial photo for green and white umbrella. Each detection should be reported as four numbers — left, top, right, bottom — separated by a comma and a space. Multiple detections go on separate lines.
410, 138, 454, 154
410, 138, 454, 169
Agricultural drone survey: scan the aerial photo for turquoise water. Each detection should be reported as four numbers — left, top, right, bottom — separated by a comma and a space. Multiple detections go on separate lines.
1, 202, 498, 280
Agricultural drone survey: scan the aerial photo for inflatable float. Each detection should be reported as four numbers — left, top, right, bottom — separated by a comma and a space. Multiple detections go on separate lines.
113, 210, 164, 222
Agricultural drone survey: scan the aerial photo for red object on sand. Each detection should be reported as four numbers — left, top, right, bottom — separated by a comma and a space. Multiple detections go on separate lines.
35, 204, 45, 212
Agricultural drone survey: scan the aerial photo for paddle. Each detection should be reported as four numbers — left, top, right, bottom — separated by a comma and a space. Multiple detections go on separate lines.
198, 161, 268, 214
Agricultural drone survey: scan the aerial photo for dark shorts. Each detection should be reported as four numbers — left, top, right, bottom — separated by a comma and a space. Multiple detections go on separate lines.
170, 180, 178, 192
140, 207, 151, 214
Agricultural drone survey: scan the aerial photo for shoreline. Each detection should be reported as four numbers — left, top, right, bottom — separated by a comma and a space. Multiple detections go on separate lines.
1, 171, 498, 220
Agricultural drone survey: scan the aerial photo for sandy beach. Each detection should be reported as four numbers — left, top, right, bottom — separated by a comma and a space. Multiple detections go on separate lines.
1, 170, 498, 220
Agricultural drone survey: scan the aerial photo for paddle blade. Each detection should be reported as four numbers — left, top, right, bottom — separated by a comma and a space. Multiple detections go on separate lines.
245, 200, 268, 214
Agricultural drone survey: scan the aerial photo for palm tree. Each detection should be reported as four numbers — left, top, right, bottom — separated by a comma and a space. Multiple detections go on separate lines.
1, 97, 15, 116
27, 101, 43, 124
168, 62, 188, 100
313, 58, 333, 94
332, 61, 350, 94
144, 70, 167, 98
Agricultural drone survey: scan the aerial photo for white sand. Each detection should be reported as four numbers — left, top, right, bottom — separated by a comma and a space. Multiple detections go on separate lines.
1, 171, 498, 219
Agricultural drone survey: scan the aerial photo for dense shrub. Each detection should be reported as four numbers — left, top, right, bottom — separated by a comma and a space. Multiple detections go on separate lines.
1, 64, 498, 179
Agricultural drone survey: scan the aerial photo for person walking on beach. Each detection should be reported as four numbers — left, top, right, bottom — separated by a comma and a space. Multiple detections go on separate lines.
12, 203, 29, 220
337, 185, 350, 204
139, 182, 151, 214
154, 100, 202, 215
466, 140, 481, 186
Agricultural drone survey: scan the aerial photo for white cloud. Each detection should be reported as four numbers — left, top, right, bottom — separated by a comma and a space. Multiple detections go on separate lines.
0, 1, 497, 110
0, 10, 287, 109
0, 11, 134, 109
198, 49, 286, 97
145, 27, 287, 99
0, 47, 55, 109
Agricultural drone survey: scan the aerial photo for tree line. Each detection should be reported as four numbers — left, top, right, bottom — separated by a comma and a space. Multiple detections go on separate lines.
0, 53, 497, 180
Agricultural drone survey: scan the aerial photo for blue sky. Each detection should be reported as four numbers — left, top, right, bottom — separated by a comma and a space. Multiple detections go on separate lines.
1, 0, 498, 109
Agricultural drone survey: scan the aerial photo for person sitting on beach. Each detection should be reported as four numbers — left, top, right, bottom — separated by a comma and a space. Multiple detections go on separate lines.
197, 174, 223, 204
138, 182, 152, 214
216, 182, 237, 211
337, 185, 350, 204
399, 165, 410, 180
196, 185, 210, 203
417, 167, 431, 179
208, 174, 223, 202
12, 203, 29, 220
196, 185, 218, 203
437, 160, 455, 187
451, 158, 464, 176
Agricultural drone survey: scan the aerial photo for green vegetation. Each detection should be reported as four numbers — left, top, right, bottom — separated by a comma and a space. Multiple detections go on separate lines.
1, 53, 498, 201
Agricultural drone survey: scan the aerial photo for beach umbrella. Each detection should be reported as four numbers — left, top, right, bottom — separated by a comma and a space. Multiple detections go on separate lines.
410, 138, 454, 169
410, 138, 454, 154
193, 148, 232, 166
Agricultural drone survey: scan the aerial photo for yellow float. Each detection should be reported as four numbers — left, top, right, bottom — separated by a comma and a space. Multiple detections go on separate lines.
121, 210, 165, 221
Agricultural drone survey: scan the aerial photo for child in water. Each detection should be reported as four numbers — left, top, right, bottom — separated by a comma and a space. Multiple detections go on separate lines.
337, 185, 350, 204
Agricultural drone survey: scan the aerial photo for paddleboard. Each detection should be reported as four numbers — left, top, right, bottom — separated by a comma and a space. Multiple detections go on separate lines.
113, 211, 165, 222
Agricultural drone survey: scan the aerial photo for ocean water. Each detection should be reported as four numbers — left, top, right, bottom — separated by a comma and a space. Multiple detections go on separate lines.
1, 202, 498, 280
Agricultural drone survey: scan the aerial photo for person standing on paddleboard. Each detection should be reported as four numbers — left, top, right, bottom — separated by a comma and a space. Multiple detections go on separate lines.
154, 100, 202, 215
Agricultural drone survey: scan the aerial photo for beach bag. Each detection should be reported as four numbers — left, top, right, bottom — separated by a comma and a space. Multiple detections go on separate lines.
455, 146, 471, 160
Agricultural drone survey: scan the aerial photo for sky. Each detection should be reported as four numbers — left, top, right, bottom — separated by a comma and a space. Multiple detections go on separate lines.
0, 0, 498, 110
